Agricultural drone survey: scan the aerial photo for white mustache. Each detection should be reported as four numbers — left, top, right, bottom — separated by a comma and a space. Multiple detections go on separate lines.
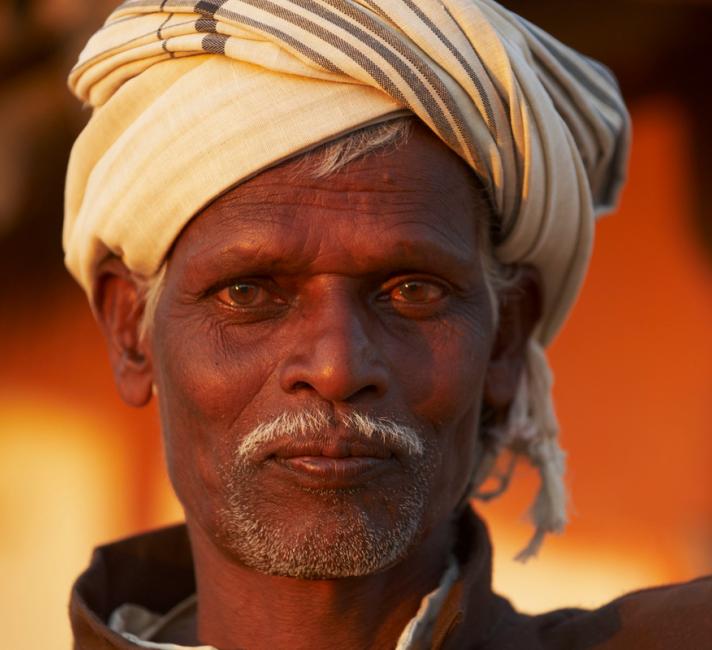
237, 409, 425, 459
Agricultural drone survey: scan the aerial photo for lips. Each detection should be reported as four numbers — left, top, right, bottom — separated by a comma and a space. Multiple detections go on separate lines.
270, 438, 392, 461
275, 455, 391, 483
263, 436, 396, 488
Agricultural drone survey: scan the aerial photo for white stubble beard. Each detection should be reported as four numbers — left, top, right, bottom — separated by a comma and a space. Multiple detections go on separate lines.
216, 409, 440, 579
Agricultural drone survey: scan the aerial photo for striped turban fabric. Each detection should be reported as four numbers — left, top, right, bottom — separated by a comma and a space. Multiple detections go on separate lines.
64, 0, 630, 557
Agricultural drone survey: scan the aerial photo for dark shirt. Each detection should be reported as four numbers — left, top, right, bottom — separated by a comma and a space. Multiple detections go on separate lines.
70, 508, 712, 649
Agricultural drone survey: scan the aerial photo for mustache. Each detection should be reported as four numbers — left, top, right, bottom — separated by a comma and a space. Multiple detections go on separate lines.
237, 408, 425, 460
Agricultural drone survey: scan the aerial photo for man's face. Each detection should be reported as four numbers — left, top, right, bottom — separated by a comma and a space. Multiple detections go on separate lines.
149, 124, 498, 578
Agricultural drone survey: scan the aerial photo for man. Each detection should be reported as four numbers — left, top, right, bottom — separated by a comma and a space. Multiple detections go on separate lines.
64, 1, 711, 648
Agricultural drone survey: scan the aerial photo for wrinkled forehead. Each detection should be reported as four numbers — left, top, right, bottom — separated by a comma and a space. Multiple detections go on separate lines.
166, 122, 491, 286
64, 0, 629, 346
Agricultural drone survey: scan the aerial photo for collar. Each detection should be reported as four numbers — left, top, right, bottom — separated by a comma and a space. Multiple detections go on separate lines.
70, 506, 510, 649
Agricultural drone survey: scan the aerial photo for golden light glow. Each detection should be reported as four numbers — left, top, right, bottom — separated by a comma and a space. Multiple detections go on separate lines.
0, 396, 131, 650
1, 96, 710, 649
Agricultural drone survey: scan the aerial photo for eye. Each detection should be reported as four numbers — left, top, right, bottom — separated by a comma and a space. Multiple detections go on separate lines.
390, 279, 446, 304
216, 282, 277, 308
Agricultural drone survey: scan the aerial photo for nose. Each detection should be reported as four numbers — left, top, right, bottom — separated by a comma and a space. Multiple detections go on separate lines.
279, 286, 388, 404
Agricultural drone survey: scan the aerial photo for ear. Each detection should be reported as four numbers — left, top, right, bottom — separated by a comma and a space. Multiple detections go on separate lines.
484, 266, 541, 414
93, 257, 154, 407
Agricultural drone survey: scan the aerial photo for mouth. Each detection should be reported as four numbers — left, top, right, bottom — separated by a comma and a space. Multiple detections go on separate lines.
265, 438, 397, 488
273, 455, 393, 484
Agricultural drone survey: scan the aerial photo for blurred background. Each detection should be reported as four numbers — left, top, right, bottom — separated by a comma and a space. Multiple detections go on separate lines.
1, 1, 711, 648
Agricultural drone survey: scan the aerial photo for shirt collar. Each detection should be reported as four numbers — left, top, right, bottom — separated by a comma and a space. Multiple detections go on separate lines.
71, 506, 507, 649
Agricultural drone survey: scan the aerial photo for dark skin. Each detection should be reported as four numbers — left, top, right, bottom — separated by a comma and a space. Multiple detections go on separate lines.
95, 123, 540, 650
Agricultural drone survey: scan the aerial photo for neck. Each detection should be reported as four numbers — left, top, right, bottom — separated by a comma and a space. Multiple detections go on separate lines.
186, 518, 455, 650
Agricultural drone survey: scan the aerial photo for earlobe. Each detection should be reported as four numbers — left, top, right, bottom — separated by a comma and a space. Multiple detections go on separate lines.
484, 266, 541, 414
94, 257, 154, 407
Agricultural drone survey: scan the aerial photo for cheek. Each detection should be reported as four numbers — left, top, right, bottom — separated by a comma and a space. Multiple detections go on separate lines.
395, 316, 491, 428
389, 316, 492, 515
151, 314, 279, 515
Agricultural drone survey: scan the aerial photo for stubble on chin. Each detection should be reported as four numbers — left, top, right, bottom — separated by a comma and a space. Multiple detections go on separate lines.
213, 410, 441, 579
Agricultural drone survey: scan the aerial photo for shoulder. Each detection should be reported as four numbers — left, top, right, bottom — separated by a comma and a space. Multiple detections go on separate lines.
482, 576, 712, 649
588, 575, 712, 649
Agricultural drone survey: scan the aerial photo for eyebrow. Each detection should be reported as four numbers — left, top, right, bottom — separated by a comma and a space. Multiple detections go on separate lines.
183, 234, 480, 286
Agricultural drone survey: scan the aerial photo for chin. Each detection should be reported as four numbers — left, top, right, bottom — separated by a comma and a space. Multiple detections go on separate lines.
213, 479, 433, 579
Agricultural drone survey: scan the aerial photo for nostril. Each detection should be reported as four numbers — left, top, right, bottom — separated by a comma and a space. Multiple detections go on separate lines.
290, 381, 313, 393
349, 384, 382, 401
286, 379, 383, 402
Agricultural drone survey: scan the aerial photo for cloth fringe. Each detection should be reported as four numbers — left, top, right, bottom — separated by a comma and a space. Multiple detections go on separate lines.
472, 339, 568, 561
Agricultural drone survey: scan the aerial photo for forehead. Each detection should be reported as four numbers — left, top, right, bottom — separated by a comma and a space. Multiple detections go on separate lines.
170, 124, 490, 277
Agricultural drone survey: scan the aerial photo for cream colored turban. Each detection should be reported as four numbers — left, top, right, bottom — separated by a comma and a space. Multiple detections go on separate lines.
64, 0, 630, 557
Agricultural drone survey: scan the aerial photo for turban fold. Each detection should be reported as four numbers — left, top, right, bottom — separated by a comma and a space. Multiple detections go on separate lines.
64, 0, 630, 556
65, 0, 629, 343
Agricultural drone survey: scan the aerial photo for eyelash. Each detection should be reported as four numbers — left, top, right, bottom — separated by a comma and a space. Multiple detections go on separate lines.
377, 276, 448, 303
210, 275, 451, 314
212, 278, 284, 304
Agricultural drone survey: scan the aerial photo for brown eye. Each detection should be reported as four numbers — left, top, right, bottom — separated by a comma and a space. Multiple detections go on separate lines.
217, 282, 267, 307
391, 280, 445, 304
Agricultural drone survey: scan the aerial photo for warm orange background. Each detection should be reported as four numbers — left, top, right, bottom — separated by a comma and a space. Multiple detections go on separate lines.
1, 2, 712, 647
1, 93, 711, 649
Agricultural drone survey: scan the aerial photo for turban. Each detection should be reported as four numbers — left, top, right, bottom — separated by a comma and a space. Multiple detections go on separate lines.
64, 0, 630, 557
